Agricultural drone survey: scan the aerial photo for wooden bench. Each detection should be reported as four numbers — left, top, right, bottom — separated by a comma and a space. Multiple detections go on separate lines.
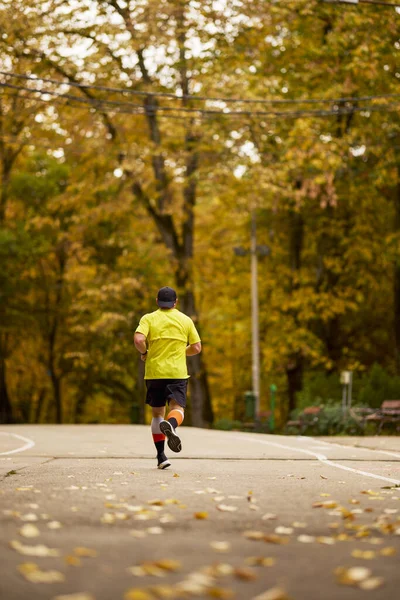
364, 400, 400, 433
242, 411, 272, 432
286, 406, 321, 433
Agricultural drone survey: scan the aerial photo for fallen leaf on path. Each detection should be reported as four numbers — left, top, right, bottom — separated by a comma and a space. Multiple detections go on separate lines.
130, 530, 147, 538
127, 566, 146, 577
124, 590, 154, 600
74, 547, 98, 558
216, 505, 238, 513
210, 541, 231, 552
194, 512, 208, 520
234, 567, 257, 581
380, 547, 397, 556
320, 475, 328, 480
173, 473, 180, 478
47, 521, 62, 529
147, 584, 177, 598
147, 527, 163, 535
18, 562, 65, 583
65, 555, 81, 567
213, 496, 225, 503
245, 557, 276, 567
148, 500, 164, 506
297, 535, 315, 543
359, 577, 385, 591
243, 531, 264, 541
262, 513, 277, 521
20, 513, 38, 522
317, 536, 335, 545
264, 534, 288, 545
10, 540, 60, 557
351, 550, 376, 560
205, 563, 234, 577
100, 513, 116, 524
155, 560, 182, 572
251, 586, 291, 600
53, 594, 95, 600
176, 571, 215, 595
138, 564, 165, 577
292, 522, 306, 528
159, 514, 176, 524
208, 587, 234, 599
19, 524, 40, 538
275, 527, 293, 535
335, 566, 371, 586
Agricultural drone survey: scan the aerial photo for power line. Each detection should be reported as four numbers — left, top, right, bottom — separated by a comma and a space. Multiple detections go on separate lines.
1, 81, 400, 121
1, 132, 398, 155
323, 0, 400, 7
1, 70, 399, 107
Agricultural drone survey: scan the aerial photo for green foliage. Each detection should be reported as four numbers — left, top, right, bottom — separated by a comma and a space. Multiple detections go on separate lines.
286, 404, 364, 436
358, 364, 400, 409
213, 418, 243, 431
297, 372, 343, 409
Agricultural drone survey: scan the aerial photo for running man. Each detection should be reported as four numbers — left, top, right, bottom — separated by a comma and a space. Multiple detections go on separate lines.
134, 286, 202, 469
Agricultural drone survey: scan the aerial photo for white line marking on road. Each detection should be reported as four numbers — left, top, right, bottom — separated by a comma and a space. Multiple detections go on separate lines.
301, 436, 400, 460
230, 435, 400, 485
0, 432, 36, 456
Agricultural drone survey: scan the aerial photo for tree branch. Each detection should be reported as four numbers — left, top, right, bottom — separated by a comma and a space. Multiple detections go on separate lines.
132, 181, 181, 258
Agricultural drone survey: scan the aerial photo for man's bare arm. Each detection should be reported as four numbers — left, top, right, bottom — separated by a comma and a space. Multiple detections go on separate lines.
134, 332, 147, 354
186, 342, 202, 356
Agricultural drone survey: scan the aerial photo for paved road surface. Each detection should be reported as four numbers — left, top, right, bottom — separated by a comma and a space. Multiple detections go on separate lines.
1, 425, 399, 600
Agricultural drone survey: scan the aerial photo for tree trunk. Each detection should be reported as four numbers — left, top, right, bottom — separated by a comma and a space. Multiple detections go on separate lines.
285, 200, 304, 412
34, 389, 46, 424
178, 284, 214, 427
394, 162, 400, 368
74, 388, 87, 423
0, 353, 13, 424
49, 357, 62, 424
286, 359, 303, 414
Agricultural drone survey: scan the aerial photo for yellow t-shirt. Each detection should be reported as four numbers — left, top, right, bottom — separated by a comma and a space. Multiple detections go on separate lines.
135, 309, 201, 380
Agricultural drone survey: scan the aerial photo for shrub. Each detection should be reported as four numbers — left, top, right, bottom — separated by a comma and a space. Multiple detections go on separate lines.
213, 418, 243, 431
358, 363, 400, 409
285, 404, 364, 436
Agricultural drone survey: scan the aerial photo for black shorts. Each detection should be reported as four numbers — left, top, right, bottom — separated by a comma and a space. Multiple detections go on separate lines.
145, 379, 188, 408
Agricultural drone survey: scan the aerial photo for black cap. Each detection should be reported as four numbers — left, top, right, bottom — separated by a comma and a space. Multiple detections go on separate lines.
157, 286, 177, 308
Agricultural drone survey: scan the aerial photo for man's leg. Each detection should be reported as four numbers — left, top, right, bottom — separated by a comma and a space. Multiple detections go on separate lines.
166, 400, 185, 429
151, 406, 171, 469
160, 399, 184, 453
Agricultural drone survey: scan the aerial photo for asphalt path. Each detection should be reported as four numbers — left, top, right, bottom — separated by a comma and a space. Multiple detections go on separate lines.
1, 425, 400, 600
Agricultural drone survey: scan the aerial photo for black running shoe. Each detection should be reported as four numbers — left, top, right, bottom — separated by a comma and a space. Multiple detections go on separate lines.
159, 420, 182, 453
157, 453, 171, 470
